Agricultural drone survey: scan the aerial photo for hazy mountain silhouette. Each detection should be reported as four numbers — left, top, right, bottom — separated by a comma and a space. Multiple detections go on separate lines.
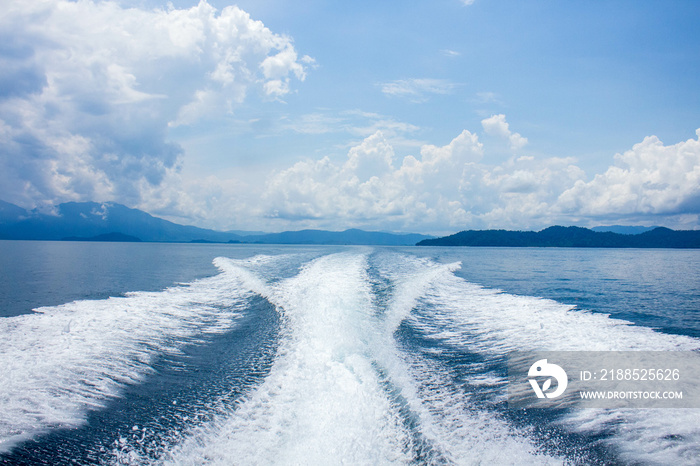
0, 201, 242, 242
417, 225, 700, 248
0, 201, 431, 245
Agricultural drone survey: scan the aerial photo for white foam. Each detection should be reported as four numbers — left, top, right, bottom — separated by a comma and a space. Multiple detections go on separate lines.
372, 253, 562, 464
160, 252, 560, 464
0, 256, 278, 453
31, 249, 693, 464
565, 408, 700, 464
413, 272, 700, 353
377, 254, 461, 335
162, 252, 412, 465
398, 255, 700, 464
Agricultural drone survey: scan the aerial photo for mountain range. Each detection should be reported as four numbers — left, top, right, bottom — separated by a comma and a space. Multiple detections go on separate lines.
0, 200, 432, 246
3, 200, 696, 248
417, 225, 700, 248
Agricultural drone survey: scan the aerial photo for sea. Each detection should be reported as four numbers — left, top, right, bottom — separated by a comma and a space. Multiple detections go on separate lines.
0, 240, 699, 465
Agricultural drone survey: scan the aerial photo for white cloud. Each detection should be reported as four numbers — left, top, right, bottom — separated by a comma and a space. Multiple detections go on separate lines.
481, 114, 528, 151
467, 156, 586, 229
419, 130, 484, 166
261, 46, 306, 82
261, 130, 487, 231
557, 129, 700, 218
128, 133, 583, 232
257, 124, 700, 232
380, 79, 458, 103
343, 132, 396, 181
0, 0, 310, 208
139, 125, 700, 233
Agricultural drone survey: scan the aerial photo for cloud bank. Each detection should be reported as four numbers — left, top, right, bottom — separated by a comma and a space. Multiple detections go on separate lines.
558, 130, 700, 218
260, 118, 700, 232
263, 129, 482, 230
0, 0, 310, 209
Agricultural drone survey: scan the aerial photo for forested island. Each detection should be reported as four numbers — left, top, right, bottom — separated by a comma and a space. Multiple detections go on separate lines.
416, 226, 700, 248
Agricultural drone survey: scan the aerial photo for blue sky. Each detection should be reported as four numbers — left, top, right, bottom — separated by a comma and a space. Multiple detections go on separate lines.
1, 0, 699, 233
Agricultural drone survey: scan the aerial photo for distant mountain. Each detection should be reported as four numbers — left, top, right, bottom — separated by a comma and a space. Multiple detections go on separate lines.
417, 226, 700, 248
0, 201, 243, 243
591, 225, 658, 235
0, 200, 432, 245
241, 228, 432, 246
0, 200, 29, 224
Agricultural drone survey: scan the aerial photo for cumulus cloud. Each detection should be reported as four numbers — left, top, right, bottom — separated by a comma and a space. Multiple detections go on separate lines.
481, 114, 528, 151
0, 0, 309, 208
261, 125, 573, 232
465, 156, 586, 228
557, 130, 700, 218
257, 123, 700, 232
262, 129, 486, 231
419, 130, 484, 166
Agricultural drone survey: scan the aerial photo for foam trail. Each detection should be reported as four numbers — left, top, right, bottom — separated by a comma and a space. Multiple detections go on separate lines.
162, 252, 412, 465
157, 251, 562, 465
405, 257, 700, 464
371, 253, 561, 464
415, 273, 700, 353
0, 255, 277, 453
15, 249, 693, 464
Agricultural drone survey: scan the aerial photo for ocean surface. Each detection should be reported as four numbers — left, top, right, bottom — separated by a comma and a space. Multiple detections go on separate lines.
1, 241, 699, 465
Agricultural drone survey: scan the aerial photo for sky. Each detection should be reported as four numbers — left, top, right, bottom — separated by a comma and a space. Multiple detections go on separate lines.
1, 0, 699, 234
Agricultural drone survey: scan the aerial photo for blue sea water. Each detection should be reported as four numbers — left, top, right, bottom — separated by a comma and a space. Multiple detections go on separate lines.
0, 241, 699, 464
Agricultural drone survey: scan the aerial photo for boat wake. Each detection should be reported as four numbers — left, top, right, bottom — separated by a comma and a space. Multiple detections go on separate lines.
1, 249, 699, 464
